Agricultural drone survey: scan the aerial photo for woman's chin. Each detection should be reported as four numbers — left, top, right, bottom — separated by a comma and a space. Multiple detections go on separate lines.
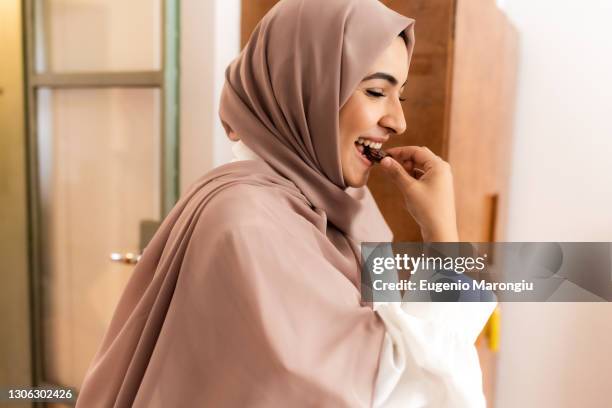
344, 170, 370, 188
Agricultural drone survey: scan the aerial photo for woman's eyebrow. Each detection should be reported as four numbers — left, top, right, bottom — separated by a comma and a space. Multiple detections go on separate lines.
362, 72, 407, 86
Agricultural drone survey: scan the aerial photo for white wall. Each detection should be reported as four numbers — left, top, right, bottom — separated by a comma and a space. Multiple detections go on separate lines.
503, 0, 612, 241
180, 0, 240, 193
496, 1, 612, 406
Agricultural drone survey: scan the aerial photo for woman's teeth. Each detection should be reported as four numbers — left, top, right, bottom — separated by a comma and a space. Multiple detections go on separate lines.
356, 137, 382, 149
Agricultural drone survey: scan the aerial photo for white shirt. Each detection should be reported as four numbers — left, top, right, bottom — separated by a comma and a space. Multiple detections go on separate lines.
230, 140, 497, 408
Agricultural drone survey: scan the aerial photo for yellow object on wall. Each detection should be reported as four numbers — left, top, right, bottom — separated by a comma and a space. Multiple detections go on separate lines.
485, 306, 501, 352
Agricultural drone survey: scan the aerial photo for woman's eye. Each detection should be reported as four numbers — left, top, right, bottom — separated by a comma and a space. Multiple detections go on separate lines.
366, 90, 385, 98
366, 89, 407, 102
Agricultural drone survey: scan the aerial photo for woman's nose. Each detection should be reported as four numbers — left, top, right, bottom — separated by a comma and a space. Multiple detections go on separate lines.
379, 99, 407, 136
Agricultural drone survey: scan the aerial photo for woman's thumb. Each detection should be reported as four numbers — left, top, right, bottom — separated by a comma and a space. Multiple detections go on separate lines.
381, 156, 415, 188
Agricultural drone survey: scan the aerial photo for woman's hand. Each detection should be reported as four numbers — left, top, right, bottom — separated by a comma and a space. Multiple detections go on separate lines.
380, 146, 459, 242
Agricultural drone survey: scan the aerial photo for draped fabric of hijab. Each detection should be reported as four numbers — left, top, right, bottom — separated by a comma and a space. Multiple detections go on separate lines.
76, 0, 415, 407
219, 0, 415, 247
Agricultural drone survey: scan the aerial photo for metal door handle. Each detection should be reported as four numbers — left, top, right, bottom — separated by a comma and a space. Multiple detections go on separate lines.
108, 220, 160, 265
109, 252, 141, 264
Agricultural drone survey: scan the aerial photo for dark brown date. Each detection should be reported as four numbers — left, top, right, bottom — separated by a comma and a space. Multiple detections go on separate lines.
363, 146, 389, 163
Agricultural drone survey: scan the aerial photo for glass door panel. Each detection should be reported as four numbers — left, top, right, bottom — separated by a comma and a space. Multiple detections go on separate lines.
36, 88, 161, 387
35, 0, 161, 73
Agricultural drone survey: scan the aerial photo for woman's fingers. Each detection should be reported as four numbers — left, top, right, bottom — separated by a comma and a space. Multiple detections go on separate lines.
380, 146, 458, 241
385, 146, 442, 172
380, 156, 417, 189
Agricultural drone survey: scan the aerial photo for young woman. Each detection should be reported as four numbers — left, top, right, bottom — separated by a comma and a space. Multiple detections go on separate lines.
77, 0, 495, 406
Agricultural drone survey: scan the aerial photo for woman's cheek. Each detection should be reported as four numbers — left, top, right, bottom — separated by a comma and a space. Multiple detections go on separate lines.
353, 101, 380, 132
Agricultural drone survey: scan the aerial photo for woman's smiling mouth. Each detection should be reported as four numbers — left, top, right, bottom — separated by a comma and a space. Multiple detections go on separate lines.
354, 136, 388, 167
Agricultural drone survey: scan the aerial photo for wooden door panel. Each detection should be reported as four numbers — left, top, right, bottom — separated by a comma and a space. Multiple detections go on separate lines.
449, 0, 518, 244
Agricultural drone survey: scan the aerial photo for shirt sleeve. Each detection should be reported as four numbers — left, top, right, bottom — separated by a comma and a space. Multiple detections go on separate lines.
372, 301, 497, 408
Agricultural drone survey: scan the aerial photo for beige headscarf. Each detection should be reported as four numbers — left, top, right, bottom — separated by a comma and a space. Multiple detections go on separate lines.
76, 0, 415, 406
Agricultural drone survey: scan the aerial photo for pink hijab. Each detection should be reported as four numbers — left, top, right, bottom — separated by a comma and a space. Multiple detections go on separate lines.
76, 0, 415, 406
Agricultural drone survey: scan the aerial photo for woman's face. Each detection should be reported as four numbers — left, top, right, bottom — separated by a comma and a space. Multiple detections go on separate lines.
339, 36, 409, 187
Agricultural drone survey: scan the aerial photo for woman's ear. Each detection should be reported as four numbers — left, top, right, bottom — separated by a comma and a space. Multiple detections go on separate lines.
221, 120, 239, 141
228, 130, 240, 141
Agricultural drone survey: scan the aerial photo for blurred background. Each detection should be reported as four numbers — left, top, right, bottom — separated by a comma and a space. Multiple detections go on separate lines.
1, 0, 611, 407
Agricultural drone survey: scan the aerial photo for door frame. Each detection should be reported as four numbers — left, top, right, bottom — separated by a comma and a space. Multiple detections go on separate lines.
0, 0, 32, 393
